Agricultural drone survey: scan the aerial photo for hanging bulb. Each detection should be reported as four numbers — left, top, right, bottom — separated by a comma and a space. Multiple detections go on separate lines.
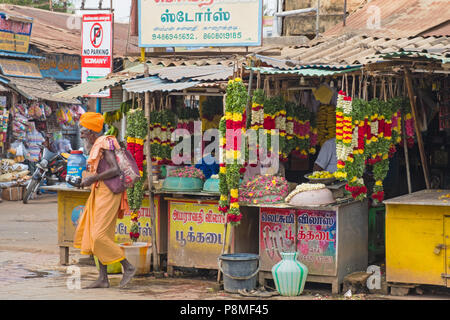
300, 77, 306, 86
330, 81, 334, 88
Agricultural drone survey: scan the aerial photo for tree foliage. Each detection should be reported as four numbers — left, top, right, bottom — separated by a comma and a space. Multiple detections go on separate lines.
1, 1, 73, 12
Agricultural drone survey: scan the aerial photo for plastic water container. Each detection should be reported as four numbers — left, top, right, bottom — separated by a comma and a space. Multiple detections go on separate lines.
66, 150, 86, 188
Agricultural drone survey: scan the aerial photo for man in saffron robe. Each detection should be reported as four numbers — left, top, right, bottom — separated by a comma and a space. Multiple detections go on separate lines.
74, 112, 136, 288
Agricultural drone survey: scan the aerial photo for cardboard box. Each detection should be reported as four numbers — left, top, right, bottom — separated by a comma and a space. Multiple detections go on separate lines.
2, 186, 24, 201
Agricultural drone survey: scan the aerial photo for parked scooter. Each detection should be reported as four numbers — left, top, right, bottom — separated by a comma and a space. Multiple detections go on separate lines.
23, 145, 69, 204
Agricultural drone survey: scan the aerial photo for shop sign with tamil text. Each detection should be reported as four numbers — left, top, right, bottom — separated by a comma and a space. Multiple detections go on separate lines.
138, 0, 263, 47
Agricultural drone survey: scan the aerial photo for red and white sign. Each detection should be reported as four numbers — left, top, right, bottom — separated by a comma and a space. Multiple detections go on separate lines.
81, 14, 113, 98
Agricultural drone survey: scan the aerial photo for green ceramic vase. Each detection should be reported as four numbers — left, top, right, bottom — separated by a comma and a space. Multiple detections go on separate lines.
271, 252, 308, 296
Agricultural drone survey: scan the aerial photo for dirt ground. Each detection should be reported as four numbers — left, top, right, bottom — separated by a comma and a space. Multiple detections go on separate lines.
0, 193, 449, 300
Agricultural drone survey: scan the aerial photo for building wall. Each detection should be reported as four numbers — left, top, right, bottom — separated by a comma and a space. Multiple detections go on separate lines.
283, 0, 364, 36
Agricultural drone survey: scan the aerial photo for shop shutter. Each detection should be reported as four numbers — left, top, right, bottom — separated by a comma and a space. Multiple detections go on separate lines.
100, 88, 123, 112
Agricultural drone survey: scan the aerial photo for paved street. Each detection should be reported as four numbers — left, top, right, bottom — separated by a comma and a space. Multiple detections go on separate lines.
0, 194, 449, 300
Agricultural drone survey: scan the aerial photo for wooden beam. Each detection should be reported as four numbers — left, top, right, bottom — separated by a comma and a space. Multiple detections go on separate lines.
404, 68, 430, 189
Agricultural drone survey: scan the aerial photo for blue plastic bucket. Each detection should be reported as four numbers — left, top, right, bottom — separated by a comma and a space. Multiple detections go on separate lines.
218, 253, 259, 293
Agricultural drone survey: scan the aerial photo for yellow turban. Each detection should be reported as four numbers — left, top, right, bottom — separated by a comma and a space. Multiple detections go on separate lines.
79, 112, 104, 133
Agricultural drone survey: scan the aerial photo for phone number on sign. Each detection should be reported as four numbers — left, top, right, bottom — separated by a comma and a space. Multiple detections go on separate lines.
203, 32, 242, 40
152, 33, 195, 40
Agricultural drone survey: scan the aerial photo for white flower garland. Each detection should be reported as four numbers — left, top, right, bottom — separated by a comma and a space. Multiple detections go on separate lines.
285, 183, 326, 203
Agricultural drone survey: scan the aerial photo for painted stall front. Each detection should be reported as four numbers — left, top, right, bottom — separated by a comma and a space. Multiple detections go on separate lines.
384, 190, 450, 292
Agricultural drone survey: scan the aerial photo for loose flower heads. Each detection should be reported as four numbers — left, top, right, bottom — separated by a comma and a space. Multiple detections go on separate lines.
168, 166, 205, 180
239, 175, 289, 205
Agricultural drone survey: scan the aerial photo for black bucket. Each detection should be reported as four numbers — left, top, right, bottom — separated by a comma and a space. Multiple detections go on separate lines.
218, 253, 259, 293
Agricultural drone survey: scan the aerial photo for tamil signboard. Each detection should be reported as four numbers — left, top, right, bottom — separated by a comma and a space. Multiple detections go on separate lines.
0, 59, 42, 78
138, 0, 263, 47
30, 48, 81, 82
0, 13, 33, 54
81, 13, 113, 97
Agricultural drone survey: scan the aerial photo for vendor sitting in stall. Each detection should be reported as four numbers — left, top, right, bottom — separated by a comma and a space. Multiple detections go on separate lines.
313, 137, 337, 173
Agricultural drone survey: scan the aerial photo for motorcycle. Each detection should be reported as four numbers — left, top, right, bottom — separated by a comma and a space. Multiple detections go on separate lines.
23, 146, 69, 204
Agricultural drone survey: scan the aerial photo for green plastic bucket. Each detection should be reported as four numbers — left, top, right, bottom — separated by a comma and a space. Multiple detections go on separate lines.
162, 177, 204, 192
203, 178, 219, 193
94, 256, 122, 274
218, 253, 259, 293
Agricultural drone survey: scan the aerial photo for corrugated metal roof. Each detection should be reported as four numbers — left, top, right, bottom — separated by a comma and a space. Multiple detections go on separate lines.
53, 64, 163, 99
324, 0, 450, 38
0, 50, 45, 60
367, 51, 450, 64
0, 83, 10, 92
2, 76, 80, 104
246, 66, 361, 77
156, 65, 233, 82
257, 35, 450, 69
123, 76, 200, 93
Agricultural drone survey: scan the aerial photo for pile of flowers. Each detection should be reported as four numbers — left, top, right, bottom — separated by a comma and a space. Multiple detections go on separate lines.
149, 109, 177, 165
285, 183, 326, 203
218, 77, 248, 226
238, 175, 289, 204
168, 166, 205, 180
126, 108, 148, 242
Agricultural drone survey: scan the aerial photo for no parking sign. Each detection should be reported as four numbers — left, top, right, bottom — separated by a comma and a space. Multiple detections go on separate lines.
81, 14, 113, 98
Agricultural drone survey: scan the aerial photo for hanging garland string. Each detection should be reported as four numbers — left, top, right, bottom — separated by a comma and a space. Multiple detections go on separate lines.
219, 77, 248, 226
126, 108, 148, 242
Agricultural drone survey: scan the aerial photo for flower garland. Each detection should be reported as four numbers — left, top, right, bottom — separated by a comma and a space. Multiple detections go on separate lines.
149, 109, 177, 165
250, 89, 265, 166
218, 116, 229, 215
401, 98, 415, 148
264, 96, 285, 161
292, 104, 312, 159
285, 183, 326, 203
176, 107, 200, 134
339, 97, 404, 203
219, 77, 248, 226
126, 108, 148, 242
344, 98, 368, 200
335, 91, 353, 180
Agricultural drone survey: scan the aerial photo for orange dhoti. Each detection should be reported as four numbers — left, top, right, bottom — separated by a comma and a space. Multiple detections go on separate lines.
74, 180, 125, 265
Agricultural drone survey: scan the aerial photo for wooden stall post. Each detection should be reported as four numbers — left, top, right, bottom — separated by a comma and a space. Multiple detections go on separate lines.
404, 69, 430, 189
145, 91, 160, 271
402, 115, 412, 194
